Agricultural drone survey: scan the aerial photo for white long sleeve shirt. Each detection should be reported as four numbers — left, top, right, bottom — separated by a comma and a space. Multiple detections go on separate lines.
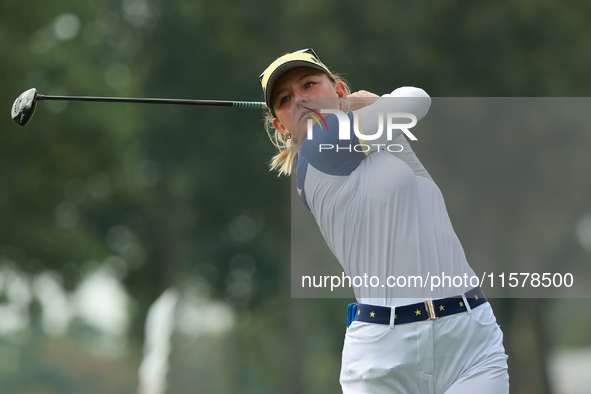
295, 88, 475, 307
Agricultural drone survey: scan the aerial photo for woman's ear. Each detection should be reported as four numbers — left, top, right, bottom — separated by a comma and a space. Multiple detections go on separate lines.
335, 80, 347, 98
272, 117, 290, 137
335, 80, 348, 111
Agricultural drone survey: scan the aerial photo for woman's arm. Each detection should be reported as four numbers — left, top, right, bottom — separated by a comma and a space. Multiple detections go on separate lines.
298, 87, 431, 176
355, 87, 431, 151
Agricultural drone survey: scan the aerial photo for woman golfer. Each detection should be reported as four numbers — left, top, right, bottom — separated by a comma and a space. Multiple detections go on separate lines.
259, 49, 509, 393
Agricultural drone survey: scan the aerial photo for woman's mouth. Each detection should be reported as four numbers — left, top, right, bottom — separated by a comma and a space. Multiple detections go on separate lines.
299, 111, 311, 121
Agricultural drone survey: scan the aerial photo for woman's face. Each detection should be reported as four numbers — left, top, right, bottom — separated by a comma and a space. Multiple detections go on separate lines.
271, 67, 347, 141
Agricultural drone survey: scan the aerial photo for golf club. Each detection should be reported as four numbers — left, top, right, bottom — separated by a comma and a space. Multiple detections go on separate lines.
11, 88, 267, 126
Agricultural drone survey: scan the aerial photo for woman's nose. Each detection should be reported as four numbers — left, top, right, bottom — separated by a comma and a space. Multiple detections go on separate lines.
292, 94, 308, 106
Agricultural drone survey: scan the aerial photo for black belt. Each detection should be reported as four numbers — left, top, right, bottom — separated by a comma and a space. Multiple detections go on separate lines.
347, 287, 487, 327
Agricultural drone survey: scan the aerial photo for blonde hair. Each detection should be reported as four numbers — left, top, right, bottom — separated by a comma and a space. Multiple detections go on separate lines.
264, 74, 351, 176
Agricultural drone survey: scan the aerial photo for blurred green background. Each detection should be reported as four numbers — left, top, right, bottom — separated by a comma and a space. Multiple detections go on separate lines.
2, 0, 591, 393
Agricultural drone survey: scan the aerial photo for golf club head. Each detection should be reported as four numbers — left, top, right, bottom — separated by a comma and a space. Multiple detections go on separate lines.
11, 88, 38, 126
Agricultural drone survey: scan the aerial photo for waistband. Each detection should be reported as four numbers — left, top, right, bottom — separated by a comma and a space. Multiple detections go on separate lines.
347, 287, 487, 327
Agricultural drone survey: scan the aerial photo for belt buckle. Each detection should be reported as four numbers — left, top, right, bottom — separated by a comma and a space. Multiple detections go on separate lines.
424, 299, 438, 320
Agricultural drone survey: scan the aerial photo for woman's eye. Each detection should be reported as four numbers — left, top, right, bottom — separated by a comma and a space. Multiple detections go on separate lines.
279, 96, 290, 105
304, 81, 314, 89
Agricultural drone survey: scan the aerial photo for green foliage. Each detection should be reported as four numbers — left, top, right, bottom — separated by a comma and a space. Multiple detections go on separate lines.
2, 0, 591, 392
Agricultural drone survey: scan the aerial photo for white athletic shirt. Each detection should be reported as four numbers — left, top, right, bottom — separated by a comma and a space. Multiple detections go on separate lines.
295, 87, 476, 308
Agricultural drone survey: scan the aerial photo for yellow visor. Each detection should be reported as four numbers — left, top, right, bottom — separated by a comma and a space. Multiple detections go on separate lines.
259, 48, 332, 112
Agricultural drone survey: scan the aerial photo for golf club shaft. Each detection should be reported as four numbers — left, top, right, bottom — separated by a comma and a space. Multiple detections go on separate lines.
36, 94, 267, 109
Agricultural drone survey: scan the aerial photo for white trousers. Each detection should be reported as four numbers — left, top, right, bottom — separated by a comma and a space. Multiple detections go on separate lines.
340, 303, 509, 393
